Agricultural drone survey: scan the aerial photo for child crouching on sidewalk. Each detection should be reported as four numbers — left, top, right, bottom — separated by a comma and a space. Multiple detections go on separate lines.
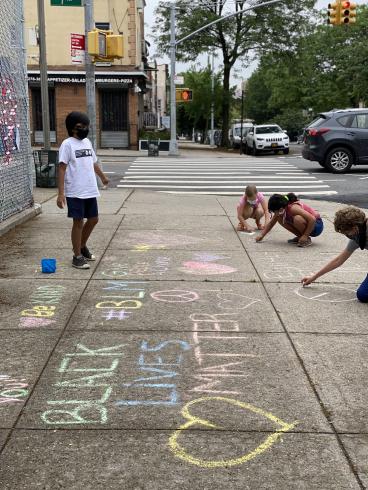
237, 185, 270, 232
256, 192, 324, 247
57, 111, 109, 270
302, 206, 368, 302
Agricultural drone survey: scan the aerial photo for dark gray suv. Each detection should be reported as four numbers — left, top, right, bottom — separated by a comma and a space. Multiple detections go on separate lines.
302, 109, 368, 173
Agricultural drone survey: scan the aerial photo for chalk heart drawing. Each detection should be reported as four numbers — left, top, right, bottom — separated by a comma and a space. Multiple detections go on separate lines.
168, 397, 297, 468
179, 261, 237, 275
127, 232, 202, 248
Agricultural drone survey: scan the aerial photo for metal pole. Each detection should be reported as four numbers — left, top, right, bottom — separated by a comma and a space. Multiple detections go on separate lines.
240, 82, 244, 155
210, 51, 215, 146
84, 0, 97, 151
37, 0, 50, 150
169, 3, 179, 156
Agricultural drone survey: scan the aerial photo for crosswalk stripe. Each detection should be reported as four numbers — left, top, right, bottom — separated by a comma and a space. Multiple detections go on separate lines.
157, 190, 338, 195
117, 184, 330, 189
122, 179, 323, 184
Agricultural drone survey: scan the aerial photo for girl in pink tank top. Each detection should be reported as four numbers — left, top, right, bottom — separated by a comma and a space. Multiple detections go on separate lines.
256, 193, 324, 248
237, 185, 270, 232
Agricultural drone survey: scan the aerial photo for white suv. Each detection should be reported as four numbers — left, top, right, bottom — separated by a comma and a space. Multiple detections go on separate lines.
245, 124, 290, 155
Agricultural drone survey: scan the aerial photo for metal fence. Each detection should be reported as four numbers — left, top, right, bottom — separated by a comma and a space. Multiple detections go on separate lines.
0, 0, 33, 223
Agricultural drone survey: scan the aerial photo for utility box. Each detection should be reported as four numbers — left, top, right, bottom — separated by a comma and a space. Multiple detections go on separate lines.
148, 140, 159, 157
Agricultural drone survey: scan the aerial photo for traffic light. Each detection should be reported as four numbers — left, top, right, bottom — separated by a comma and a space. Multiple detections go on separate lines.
176, 88, 193, 102
327, 1, 341, 25
106, 34, 124, 59
88, 29, 107, 57
340, 1, 357, 23
88, 29, 124, 61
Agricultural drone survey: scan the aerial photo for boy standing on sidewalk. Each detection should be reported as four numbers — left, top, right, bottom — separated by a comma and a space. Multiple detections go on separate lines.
56, 111, 109, 269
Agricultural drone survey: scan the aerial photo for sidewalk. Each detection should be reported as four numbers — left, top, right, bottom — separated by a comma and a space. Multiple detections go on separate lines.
0, 188, 366, 489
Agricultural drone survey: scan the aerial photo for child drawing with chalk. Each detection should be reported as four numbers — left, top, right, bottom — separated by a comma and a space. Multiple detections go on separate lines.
302, 206, 368, 302
256, 193, 324, 247
237, 185, 270, 232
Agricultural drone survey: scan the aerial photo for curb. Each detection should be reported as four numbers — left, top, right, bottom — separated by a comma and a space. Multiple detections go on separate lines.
0, 204, 42, 237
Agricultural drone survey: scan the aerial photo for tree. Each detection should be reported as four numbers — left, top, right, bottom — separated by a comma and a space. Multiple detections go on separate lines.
176, 67, 223, 137
153, 0, 315, 146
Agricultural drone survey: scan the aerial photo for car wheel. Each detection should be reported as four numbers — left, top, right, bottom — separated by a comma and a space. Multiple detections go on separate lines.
244, 143, 249, 155
325, 147, 353, 173
283, 148, 289, 155
252, 145, 258, 156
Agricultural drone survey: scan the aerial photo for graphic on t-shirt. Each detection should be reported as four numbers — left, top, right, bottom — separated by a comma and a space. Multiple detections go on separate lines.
75, 149, 93, 158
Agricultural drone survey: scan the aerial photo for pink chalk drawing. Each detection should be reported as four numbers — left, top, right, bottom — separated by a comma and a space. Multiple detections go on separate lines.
193, 253, 230, 262
179, 261, 237, 275
126, 232, 202, 248
19, 317, 56, 328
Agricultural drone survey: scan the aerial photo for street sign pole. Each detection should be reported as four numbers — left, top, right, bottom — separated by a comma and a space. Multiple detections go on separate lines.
169, 3, 179, 156
37, 0, 51, 150
84, 0, 97, 151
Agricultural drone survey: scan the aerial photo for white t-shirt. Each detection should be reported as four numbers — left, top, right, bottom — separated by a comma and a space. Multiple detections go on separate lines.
59, 137, 100, 199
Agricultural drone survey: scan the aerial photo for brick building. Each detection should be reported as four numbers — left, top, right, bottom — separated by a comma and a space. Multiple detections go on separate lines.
24, 0, 148, 149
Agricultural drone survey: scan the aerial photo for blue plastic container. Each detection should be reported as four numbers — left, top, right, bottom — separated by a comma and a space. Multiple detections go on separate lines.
41, 258, 57, 273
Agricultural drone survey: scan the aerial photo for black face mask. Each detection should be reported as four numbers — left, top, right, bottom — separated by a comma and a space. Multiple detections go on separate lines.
75, 128, 89, 140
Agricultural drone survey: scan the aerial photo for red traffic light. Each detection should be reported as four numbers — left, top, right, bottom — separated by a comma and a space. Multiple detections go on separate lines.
341, 1, 350, 7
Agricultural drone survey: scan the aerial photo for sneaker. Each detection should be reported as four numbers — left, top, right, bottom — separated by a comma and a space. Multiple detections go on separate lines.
81, 246, 96, 261
287, 237, 299, 244
72, 255, 90, 269
297, 237, 312, 248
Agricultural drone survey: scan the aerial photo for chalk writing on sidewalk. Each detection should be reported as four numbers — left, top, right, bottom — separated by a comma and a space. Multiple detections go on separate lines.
96, 281, 147, 322
168, 397, 298, 468
116, 340, 191, 407
41, 343, 126, 425
294, 284, 357, 303
0, 374, 29, 405
19, 284, 66, 328
101, 257, 171, 278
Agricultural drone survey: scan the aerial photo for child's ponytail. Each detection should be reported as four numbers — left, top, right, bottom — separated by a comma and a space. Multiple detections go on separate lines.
287, 193, 298, 204
268, 193, 290, 212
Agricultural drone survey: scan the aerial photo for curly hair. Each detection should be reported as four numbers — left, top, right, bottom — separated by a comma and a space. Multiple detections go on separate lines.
334, 206, 366, 234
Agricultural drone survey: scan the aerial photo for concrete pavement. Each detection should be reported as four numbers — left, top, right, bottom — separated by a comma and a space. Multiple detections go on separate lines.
0, 186, 367, 489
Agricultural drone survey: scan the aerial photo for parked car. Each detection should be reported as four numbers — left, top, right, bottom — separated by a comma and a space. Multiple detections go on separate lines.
229, 122, 253, 148
302, 108, 368, 173
244, 124, 289, 155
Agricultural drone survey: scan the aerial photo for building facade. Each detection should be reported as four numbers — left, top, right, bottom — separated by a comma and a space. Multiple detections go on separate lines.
24, 0, 148, 149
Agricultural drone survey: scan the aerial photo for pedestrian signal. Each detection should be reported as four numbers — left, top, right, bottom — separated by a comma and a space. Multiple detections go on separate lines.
176, 88, 193, 102
327, 1, 341, 24
341, 1, 357, 23
88, 29, 124, 61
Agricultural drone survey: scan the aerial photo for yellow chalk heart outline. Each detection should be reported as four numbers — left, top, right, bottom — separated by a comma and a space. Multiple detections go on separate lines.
168, 396, 298, 468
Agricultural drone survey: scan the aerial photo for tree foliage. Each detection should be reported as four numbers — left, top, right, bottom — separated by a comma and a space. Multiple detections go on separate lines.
153, 0, 315, 146
176, 67, 223, 136
245, 5, 368, 132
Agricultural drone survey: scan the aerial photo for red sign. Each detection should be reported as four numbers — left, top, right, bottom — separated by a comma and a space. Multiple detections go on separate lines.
71, 33, 85, 51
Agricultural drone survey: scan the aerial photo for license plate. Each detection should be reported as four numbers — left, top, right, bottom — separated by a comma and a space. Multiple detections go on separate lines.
271, 143, 278, 148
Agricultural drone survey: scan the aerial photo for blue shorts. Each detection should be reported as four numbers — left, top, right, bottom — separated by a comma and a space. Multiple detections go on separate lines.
310, 217, 324, 237
66, 197, 98, 220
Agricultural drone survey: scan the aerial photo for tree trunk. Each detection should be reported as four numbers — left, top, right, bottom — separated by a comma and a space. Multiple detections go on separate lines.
221, 63, 231, 147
